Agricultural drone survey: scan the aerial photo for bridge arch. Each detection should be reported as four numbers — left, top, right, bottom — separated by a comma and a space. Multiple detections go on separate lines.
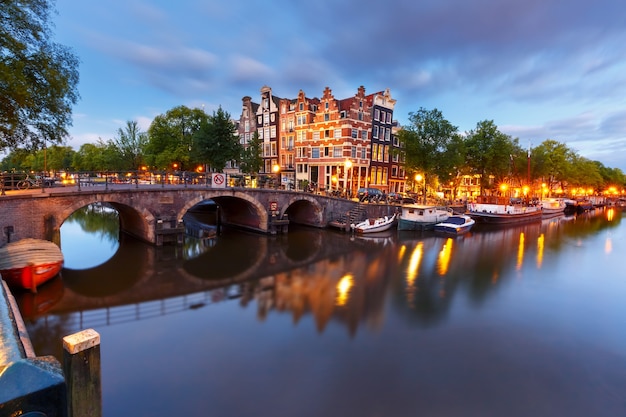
55, 195, 155, 244
178, 191, 269, 233
281, 195, 325, 226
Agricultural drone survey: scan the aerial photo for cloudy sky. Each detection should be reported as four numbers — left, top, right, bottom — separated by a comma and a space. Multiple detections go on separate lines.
53, 0, 626, 171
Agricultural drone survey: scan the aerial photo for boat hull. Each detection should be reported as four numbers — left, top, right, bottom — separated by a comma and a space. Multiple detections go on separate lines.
0, 238, 64, 291
0, 262, 63, 291
397, 218, 440, 231
469, 210, 542, 225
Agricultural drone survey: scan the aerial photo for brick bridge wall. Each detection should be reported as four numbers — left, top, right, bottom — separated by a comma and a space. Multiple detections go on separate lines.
0, 186, 392, 246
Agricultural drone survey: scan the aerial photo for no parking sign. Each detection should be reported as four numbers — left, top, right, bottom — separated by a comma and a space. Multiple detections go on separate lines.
212, 173, 226, 188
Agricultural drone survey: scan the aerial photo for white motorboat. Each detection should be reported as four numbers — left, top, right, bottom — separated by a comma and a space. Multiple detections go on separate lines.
352, 213, 397, 234
433, 214, 475, 235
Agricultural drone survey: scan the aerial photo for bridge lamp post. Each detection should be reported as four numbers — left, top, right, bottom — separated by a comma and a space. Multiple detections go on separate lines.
344, 159, 352, 198
273, 164, 280, 189
415, 174, 426, 204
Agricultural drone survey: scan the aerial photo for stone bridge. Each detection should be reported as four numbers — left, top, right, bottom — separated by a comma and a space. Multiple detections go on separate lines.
0, 184, 393, 246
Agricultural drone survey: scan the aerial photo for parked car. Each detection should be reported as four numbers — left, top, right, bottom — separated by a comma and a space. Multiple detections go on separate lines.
388, 192, 415, 204
357, 187, 384, 202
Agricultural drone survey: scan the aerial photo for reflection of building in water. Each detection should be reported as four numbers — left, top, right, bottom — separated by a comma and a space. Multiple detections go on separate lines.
258, 240, 397, 337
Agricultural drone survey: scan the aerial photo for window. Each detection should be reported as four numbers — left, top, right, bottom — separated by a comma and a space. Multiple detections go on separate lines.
264, 113, 269, 125
374, 109, 380, 121
325, 102, 329, 109
361, 147, 366, 159
340, 110, 346, 118
313, 131, 320, 141
270, 126, 276, 138
258, 116, 262, 124
334, 128, 342, 138
270, 113, 275, 122
324, 147, 330, 157
324, 113, 330, 121
299, 103, 304, 111
324, 129, 331, 138
351, 146, 357, 158
312, 147, 320, 158
333, 146, 342, 157
358, 111, 363, 121
373, 125, 379, 139
361, 130, 367, 140
351, 129, 357, 138
385, 128, 390, 141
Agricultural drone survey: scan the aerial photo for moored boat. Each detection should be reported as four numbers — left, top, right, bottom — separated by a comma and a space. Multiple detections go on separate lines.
467, 196, 542, 225
540, 198, 566, 217
397, 204, 452, 231
433, 214, 475, 235
352, 213, 397, 234
0, 238, 64, 291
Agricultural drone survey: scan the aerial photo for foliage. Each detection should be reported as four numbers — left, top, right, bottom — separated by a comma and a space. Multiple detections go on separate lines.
464, 120, 521, 194
145, 106, 207, 170
398, 107, 459, 195
239, 131, 263, 176
1, 0, 80, 150
112, 121, 147, 170
192, 106, 241, 172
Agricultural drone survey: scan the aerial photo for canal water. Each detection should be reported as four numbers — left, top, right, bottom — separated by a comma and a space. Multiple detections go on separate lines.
15, 205, 626, 417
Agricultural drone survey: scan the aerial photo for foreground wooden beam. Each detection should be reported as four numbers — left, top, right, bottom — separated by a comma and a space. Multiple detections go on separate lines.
63, 328, 101, 417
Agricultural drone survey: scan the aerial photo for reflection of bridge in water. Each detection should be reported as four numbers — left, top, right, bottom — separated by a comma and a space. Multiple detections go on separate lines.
21, 227, 379, 333
20, 209, 618, 357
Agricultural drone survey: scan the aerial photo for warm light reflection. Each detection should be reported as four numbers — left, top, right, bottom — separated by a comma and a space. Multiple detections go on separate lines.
405, 243, 424, 306
605, 238, 613, 254
516, 232, 525, 271
335, 274, 354, 306
437, 238, 453, 276
397, 245, 407, 262
606, 208, 615, 222
537, 234, 544, 269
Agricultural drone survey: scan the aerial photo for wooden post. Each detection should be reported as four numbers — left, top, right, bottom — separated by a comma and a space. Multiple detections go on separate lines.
63, 328, 102, 417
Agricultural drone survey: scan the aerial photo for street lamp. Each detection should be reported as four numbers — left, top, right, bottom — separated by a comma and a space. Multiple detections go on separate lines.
344, 159, 352, 198
415, 174, 426, 204
272, 164, 280, 189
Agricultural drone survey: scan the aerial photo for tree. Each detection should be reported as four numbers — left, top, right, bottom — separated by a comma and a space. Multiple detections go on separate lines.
398, 108, 459, 199
72, 143, 107, 171
531, 139, 573, 196
113, 120, 147, 170
239, 131, 263, 176
1, 0, 80, 150
465, 120, 520, 195
145, 105, 207, 170
192, 106, 241, 172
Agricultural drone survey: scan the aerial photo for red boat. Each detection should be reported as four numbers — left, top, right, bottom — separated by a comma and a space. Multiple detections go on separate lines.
0, 238, 64, 292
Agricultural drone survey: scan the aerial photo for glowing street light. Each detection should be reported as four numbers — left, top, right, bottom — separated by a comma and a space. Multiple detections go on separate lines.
415, 174, 426, 204
344, 159, 352, 198
272, 164, 280, 189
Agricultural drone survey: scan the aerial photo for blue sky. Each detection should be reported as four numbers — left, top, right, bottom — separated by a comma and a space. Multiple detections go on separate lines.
53, 0, 626, 171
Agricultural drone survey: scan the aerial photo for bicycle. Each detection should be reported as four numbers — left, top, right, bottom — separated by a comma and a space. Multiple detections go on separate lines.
15, 174, 42, 190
